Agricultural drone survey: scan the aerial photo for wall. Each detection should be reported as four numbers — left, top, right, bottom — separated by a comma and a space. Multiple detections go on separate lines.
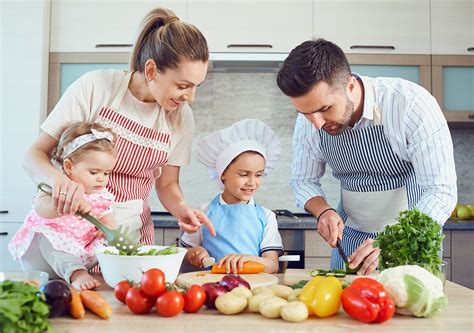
149, 72, 473, 213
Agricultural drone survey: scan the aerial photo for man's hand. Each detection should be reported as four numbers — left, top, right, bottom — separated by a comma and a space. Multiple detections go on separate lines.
317, 209, 344, 247
349, 238, 380, 275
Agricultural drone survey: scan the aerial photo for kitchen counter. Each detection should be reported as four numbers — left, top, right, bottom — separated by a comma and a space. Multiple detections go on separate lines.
50, 276, 474, 332
152, 213, 474, 230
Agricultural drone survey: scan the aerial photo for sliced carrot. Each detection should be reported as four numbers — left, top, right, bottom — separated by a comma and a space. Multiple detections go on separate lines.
80, 290, 112, 319
68, 288, 85, 319
211, 261, 265, 274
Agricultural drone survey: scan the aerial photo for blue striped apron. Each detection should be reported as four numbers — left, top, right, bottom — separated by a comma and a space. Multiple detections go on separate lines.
319, 93, 423, 270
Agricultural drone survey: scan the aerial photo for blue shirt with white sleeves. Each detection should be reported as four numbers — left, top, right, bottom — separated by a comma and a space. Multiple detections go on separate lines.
291, 74, 457, 224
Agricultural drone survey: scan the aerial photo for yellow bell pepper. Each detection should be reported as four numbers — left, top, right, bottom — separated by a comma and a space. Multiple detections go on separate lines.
298, 276, 343, 317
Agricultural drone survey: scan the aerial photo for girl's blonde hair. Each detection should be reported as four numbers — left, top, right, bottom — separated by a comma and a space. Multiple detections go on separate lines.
53, 122, 117, 164
130, 7, 209, 128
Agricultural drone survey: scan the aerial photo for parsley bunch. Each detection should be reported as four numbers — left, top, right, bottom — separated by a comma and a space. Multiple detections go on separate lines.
374, 209, 444, 275
0, 280, 52, 333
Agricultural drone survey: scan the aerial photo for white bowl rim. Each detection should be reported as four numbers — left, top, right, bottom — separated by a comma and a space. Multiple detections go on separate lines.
94, 245, 187, 257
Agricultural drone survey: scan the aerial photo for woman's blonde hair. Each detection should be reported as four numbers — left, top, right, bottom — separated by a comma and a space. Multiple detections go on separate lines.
53, 122, 117, 164
130, 7, 209, 128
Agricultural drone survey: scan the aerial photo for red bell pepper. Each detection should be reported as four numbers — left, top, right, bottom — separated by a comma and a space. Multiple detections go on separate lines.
341, 277, 395, 323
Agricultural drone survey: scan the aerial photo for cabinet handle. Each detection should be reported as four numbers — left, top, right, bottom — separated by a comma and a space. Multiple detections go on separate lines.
95, 44, 133, 48
350, 45, 395, 50
468, 47, 474, 52
0, 232, 8, 236
227, 44, 273, 48
0, 210, 8, 214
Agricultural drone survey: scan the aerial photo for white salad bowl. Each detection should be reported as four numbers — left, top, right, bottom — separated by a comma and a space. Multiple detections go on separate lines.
95, 245, 187, 288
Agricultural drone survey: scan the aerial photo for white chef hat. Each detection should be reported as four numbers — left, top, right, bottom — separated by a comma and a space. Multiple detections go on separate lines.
198, 119, 281, 188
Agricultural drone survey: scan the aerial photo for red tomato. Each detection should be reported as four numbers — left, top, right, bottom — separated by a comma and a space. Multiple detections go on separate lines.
141, 268, 166, 298
125, 286, 155, 314
183, 285, 206, 313
114, 280, 133, 304
156, 290, 184, 317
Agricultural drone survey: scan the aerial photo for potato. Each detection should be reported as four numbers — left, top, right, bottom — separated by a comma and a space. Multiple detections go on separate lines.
269, 284, 293, 300
215, 293, 248, 315
280, 301, 309, 323
258, 296, 288, 319
252, 286, 276, 296
287, 288, 302, 302
248, 293, 273, 312
231, 286, 253, 299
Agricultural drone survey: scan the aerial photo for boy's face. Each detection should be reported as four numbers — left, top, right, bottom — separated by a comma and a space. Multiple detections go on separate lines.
221, 152, 266, 204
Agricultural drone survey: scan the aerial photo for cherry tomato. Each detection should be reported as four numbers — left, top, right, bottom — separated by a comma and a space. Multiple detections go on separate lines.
156, 290, 184, 317
114, 280, 133, 304
125, 286, 155, 314
141, 268, 166, 298
183, 285, 206, 313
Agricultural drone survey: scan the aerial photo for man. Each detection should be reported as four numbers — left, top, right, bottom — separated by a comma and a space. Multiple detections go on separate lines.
277, 39, 457, 275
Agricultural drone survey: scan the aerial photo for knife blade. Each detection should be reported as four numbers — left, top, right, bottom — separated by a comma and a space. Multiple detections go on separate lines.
336, 239, 350, 266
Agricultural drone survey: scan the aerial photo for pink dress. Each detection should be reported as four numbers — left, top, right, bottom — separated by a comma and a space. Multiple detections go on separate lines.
9, 188, 115, 267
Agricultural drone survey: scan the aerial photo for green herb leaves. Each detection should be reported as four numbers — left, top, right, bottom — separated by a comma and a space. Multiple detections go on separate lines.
0, 280, 52, 333
373, 209, 443, 275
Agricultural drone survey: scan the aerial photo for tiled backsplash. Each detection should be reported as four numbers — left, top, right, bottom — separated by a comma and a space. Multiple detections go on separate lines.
149, 72, 473, 213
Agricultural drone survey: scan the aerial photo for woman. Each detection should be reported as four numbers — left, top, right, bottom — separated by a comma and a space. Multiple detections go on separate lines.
24, 7, 215, 245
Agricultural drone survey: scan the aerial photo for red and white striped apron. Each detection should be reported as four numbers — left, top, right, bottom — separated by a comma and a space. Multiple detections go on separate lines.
96, 72, 170, 245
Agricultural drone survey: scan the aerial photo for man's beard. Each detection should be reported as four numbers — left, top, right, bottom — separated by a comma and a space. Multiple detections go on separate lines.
323, 97, 354, 135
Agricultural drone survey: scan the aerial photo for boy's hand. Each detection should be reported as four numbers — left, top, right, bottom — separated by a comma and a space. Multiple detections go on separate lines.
185, 246, 210, 268
217, 254, 258, 274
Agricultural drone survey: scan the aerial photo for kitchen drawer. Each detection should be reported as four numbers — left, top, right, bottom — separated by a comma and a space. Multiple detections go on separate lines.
280, 229, 304, 251
442, 230, 451, 258
50, 0, 187, 52
0, 223, 23, 271
304, 257, 331, 270
154, 228, 164, 246
313, 0, 431, 54
304, 230, 332, 257
164, 228, 180, 247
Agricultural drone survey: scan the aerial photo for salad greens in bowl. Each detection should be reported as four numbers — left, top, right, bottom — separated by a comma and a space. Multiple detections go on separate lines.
95, 245, 187, 288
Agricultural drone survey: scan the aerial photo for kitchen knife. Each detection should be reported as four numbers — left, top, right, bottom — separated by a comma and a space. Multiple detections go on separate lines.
336, 239, 350, 266
202, 257, 216, 268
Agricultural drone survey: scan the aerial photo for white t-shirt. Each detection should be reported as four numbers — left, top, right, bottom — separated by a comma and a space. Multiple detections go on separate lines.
180, 194, 284, 256
42, 69, 194, 166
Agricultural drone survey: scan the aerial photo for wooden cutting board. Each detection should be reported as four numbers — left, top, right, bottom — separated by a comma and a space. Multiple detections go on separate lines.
283, 268, 378, 286
176, 271, 278, 289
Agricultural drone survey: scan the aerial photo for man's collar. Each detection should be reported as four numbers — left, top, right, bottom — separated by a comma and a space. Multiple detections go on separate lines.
352, 73, 375, 126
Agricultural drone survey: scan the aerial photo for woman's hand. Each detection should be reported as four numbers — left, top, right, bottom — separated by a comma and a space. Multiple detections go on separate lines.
52, 176, 85, 216
348, 238, 380, 275
176, 203, 216, 236
185, 246, 210, 268
217, 254, 258, 274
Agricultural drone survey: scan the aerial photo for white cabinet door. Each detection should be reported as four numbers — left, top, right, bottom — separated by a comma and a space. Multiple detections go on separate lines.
50, 0, 187, 52
431, 0, 474, 55
187, 0, 313, 53
313, 0, 431, 54
0, 223, 23, 271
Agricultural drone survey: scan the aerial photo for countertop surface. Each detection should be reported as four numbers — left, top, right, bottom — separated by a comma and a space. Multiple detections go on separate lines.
50, 275, 474, 333
152, 213, 474, 230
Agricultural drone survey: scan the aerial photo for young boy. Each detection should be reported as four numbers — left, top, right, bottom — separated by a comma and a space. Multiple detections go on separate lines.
180, 119, 284, 274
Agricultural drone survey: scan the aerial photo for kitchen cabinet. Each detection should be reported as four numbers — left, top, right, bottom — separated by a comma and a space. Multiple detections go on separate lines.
187, 0, 313, 53
50, 0, 187, 52
1, 1, 49, 223
0, 223, 23, 271
313, 0, 431, 55
154, 227, 180, 246
431, 0, 474, 55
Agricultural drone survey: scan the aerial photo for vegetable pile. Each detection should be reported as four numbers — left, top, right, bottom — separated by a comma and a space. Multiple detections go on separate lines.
374, 209, 444, 275
0, 280, 51, 333
104, 245, 179, 256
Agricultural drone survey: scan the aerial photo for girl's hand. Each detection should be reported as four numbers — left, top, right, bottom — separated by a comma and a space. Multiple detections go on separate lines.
76, 200, 92, 216
52, 176, 85, 216
185, 246, 210, 268
217, 254, 258, 274
176, 204, 216, 236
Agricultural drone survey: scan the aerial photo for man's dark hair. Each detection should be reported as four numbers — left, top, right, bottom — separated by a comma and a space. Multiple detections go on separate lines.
277, 39, 352, 97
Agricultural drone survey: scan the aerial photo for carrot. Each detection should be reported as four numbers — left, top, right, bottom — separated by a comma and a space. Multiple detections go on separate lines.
68, 288, 85, 319
80, 290, 112, 319
211, 261, 265, 274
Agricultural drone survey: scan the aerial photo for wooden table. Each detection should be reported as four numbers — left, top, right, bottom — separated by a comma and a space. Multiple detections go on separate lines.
51, 276, 474, 332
